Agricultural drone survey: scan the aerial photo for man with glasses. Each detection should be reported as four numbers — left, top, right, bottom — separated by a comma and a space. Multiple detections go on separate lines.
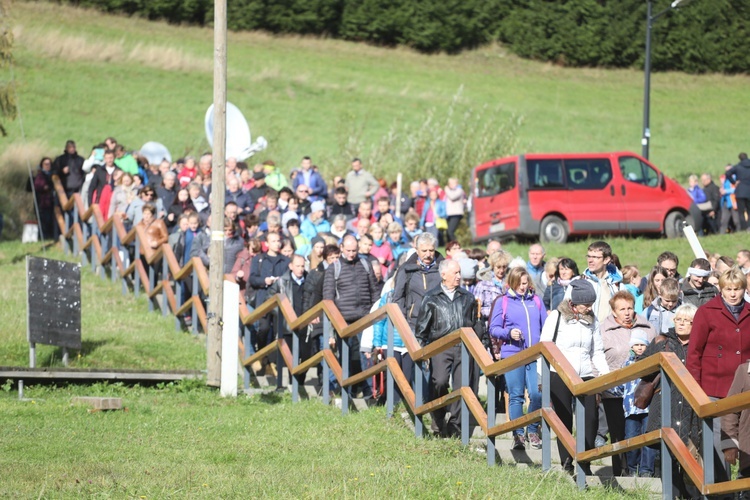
294, 184, 312, 217
292, 156, 327, 202
656, 251, 681, 281
580, 240, 623, 324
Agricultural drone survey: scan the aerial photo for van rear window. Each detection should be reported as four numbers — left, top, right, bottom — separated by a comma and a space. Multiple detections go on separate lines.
476, 162, 515, 197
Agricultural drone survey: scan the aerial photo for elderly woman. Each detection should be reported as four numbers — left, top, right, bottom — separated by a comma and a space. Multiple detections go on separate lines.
688, 267, 750, 485
490, 266, 546, 450
537, 279, 609, 475
543, 257, 579, 313
600, 291, 658, 476
640, 303, 700, 498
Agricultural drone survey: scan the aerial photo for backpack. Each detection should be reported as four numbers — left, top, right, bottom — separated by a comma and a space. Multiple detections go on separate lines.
332, 257, 371, 299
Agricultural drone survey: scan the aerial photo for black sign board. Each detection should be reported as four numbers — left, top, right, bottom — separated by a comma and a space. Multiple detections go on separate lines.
26, 257, 82, 350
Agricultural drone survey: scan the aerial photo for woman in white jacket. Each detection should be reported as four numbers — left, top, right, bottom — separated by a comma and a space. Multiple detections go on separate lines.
537, 279, 610, 475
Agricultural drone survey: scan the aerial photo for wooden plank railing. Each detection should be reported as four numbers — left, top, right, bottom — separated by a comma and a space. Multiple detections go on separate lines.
50, 174, 750, 498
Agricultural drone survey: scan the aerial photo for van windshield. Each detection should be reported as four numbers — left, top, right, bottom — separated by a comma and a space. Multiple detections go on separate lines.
475, 162, 515, 197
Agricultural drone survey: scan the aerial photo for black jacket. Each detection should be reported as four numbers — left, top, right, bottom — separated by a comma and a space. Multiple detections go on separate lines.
88, 164, 122, 205
52, 150, 85, 193
639, 328, 698, 445
303, 262, 326, 338
323, 256, 377, 322
391, 252, 444, 332
727, 158, 750, 199
248, 253, 291, 307
415, 285, 478, 346
680, 280, 719, 308
702, 180, 721, 212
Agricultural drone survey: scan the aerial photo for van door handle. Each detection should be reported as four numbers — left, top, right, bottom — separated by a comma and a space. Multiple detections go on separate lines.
610, 185, 615, 196
621, 185, 626, 196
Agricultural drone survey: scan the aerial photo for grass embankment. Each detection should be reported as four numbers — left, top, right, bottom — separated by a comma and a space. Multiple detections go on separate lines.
6, 1, 750, 178
0, 383, 643, 499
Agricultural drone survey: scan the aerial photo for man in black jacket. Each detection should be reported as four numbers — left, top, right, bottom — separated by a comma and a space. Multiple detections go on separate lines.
415, 259, 479, 437
248, 232, 291, 375
701, 173, 721, 234
52, 140, 85, 196
726, 152, 750, 231
268, 254, 310, 386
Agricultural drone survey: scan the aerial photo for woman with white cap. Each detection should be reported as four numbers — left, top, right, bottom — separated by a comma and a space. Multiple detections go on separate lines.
537, 279, 609, 475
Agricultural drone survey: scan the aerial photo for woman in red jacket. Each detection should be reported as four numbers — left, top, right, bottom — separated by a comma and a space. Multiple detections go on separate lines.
687, 266, 750, 485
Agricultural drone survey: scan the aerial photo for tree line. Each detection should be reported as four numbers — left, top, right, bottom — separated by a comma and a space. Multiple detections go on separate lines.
62, 0, 750, 73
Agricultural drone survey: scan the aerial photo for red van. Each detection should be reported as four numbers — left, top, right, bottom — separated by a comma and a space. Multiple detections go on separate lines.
470, 152, 701, 243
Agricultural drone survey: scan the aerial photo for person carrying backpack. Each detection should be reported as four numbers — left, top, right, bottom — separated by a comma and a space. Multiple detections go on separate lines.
489, 266, 547, 451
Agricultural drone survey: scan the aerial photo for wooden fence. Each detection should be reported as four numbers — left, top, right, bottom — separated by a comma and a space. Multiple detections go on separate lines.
51, 176, 750, 499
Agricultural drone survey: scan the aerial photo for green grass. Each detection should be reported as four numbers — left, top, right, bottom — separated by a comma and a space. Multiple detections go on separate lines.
0, 240, 206, 370
4, 1, 750, 183
0, 383, 644, 499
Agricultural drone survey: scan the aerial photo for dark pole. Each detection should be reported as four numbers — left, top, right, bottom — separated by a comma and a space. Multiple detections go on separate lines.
642, 0, 653, 160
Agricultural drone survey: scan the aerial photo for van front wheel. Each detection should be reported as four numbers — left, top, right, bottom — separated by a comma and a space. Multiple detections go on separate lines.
540, 215, 569, 244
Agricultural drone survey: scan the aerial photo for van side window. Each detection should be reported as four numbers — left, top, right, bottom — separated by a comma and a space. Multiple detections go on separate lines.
476, 162, 516, 197
619, 157, 659, 187
564, 159, 612, 189
527, 160, 564, 189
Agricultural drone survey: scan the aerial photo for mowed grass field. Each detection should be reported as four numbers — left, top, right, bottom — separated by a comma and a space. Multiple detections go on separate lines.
4, 1, 750, 183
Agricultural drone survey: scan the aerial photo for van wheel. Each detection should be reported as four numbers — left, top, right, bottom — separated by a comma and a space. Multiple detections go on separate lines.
540, 216, 569, 244
664, 211, 688, 238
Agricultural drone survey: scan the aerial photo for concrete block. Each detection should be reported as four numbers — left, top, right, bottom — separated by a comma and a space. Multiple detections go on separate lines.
71, 396, 123, 411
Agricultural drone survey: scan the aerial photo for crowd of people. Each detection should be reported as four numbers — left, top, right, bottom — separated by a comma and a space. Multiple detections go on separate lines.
36, 138, 750, 496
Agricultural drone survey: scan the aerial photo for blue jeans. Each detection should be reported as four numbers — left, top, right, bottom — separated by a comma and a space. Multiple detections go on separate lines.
504, 360, 541, 436
624, 413, 656, 476
359, 351, 374, 398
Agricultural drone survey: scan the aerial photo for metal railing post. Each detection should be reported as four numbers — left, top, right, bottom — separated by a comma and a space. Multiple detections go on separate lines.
323, 315, 331, 406
72, 205, 79, 257
660, 367, 673, 499
575, 394, 587, 490
161, 254, 168, 316
542, 357, 551, 471
702, 415, 715, 494
243, 323, 252, 390
191, 270, 198, 334
292, 328, 300, 402
148, 264, 155, 312
414, 359, 426, 438
487, 374, 496, 466
175, 280, 183, 331
386, 319, 394, 418
90, 218, 98, 273
461, 343, 470, 446
134, 234, 141, 298
111, 229, 119, 284
275, 312, 283, 391
341, 332, 350, 415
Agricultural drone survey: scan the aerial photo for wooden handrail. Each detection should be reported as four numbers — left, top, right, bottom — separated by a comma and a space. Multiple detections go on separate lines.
52, 194, 750, 496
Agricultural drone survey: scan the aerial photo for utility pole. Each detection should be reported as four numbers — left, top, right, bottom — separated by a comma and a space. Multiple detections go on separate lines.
206, 0, 227, 388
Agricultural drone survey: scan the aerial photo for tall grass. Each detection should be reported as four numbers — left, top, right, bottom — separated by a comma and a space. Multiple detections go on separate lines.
338, 87, 523, 186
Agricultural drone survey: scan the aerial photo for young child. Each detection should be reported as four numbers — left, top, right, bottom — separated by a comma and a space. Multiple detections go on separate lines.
645, 277, 682, 333
721, 360, 750, 487
403, 212, 422, 242
621, 329, 656, 477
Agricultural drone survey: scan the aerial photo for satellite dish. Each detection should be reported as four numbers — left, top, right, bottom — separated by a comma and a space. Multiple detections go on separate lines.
139, 141, 172, 166
205, 101, 267, 161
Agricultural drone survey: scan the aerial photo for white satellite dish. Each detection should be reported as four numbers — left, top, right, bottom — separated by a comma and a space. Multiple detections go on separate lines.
139, 141, 172, 166
205, 101, 267, 161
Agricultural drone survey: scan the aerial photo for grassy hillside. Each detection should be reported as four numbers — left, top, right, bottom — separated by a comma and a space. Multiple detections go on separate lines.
4, 1, 750, 183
